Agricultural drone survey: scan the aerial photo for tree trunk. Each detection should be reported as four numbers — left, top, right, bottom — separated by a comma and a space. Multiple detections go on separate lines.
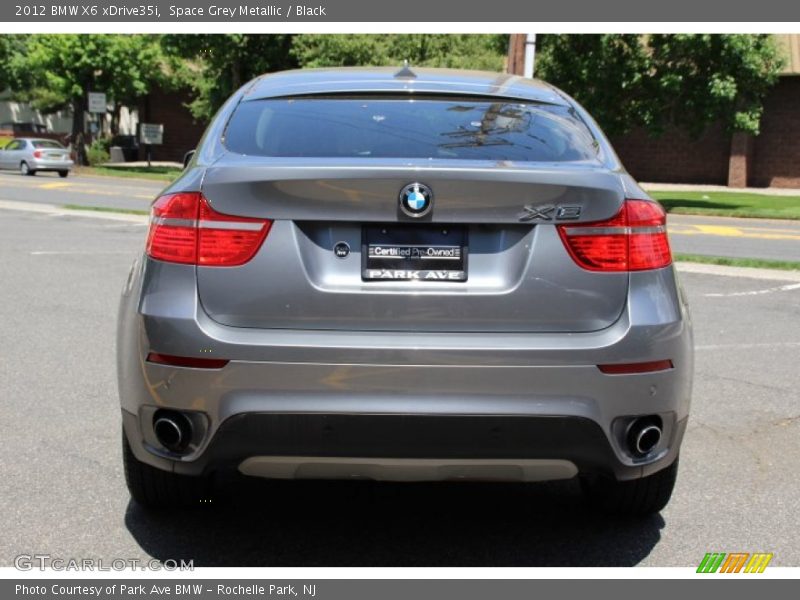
111, 103, 121, 136
507, 34, 527, 75
71, 96, 87, 166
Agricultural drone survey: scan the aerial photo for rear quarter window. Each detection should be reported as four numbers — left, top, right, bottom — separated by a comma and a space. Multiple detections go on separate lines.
224, 97, 599, 163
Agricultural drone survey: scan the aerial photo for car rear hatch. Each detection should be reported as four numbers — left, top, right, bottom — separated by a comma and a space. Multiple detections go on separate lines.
32, 141, 69, 161
195, 158, 629, 333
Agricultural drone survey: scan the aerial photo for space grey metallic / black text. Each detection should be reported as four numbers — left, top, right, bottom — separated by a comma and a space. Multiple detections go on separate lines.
117, 67, 693, 515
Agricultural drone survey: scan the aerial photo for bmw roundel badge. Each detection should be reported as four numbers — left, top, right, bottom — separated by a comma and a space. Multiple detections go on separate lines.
399, 182, 433, 218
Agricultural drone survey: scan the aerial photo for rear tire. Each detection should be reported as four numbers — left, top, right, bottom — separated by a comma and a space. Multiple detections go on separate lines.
20, 162, 35, 176
581, 458, 678, 516
122, 429, 212, 509
58, 170, 69, 178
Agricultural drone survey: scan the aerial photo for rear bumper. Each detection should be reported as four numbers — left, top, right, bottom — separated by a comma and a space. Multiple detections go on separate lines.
118, 259, 693, 482
31, 159, 73, 170
122, 410, 686, 481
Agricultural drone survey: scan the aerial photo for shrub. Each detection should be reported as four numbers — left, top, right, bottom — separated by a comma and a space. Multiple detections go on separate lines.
86, 137, 111, 166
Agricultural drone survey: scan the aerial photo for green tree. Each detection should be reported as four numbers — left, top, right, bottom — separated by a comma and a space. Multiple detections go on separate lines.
647, 34, 784, 136
291, 34, 388, 67
535, 35, 652, 136
8, 35, 165, 163
293, 34, 507, 71
536, 34, 784, 137
0, 36, 28, 92
102, 35, 168, 135
161, 34, 296, 121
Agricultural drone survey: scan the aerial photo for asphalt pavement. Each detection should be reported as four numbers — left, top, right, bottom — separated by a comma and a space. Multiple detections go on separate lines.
0, 170, 164, 213
0, 205, 798, 567
1, 170, 799, 262
668, 214, 800, 262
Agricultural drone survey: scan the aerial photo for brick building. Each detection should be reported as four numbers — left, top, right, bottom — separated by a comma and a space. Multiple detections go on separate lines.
136, 87, 205, 163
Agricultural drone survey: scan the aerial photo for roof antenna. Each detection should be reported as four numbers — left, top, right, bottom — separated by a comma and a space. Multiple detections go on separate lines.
394, 59, 417, 79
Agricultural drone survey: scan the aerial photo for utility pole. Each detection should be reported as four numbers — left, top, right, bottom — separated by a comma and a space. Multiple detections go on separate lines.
507, 34, 537, 77
524, 34, 537, 78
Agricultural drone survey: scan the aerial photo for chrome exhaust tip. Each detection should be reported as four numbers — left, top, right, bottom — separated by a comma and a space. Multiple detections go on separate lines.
627, 418, 663, 457
153, 411, 192, 452
634, 424, 662, 455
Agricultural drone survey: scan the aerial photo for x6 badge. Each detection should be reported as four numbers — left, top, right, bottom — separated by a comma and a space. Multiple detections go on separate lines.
519, 204, 555, 221
518, 204, 582, 222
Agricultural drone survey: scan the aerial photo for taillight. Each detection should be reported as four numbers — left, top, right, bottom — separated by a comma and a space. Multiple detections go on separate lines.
146, 193, 199, 264
557, 199, 671, 271
145, 192, 272, 266
33, 150, 43, 158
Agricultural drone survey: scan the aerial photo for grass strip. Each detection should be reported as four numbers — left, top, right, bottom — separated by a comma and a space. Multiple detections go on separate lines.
674, 253, 800, 271
63, 204, 149, 216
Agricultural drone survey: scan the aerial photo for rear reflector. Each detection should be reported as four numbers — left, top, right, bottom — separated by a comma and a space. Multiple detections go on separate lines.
146, 192, 272, 266
146, 352, 229, 369
558, 199, 672, 271
598, 360, 674, 375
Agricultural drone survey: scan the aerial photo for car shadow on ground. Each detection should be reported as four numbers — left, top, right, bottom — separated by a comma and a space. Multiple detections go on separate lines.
1, 171, 63, 178
124, 476, 665, 566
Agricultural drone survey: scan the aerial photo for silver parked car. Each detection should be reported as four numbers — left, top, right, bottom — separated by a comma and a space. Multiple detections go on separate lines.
118, 68, 693, 515
0, 137, 73, 177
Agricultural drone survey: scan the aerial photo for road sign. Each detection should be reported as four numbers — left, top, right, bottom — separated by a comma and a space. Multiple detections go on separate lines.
88, 92, 106, 114
140, 123, 164, 145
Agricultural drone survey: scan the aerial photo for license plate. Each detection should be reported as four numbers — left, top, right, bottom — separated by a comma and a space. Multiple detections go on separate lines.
362, 224, 468, 281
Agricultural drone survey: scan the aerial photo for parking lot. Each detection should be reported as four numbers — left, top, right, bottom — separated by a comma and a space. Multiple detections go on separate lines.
0, 197, 798, 567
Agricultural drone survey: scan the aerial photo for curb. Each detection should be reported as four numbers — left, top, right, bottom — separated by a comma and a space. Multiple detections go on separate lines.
0, 200, 148, 224
675, 261, 800, 282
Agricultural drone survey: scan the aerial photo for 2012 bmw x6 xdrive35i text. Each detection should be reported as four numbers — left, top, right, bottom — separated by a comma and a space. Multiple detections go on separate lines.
118, 67, 692, 515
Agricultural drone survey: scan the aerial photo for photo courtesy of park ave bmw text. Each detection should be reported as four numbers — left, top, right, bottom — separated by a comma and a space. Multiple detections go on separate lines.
0, 0, 799, 596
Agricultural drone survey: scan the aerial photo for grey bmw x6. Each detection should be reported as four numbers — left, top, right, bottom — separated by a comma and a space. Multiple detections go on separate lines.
118, 67, 692, 515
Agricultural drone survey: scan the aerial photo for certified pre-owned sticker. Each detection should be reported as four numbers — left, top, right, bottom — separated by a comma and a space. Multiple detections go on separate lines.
368, 245, 461, 260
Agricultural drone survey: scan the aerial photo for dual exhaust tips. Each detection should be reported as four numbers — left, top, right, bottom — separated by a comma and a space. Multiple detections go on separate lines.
626, 417, 663, 457
153, 410, 193, 453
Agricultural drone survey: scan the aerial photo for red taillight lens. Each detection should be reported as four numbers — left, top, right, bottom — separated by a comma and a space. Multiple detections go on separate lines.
557, 199, 672, 272
146, 193, 199, 264
625, 200, 672, 270
33, 149, 43, 158
197, 198, 272, 266
145, 192, 272, 266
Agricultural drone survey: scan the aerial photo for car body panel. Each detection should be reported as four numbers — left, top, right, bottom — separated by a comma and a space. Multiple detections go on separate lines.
196, 159, 630, 332
118, 68, 693, 485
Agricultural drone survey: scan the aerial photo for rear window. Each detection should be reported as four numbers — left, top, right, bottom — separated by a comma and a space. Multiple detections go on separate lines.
32, 140, 64, 149
224, 98, 599, 162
